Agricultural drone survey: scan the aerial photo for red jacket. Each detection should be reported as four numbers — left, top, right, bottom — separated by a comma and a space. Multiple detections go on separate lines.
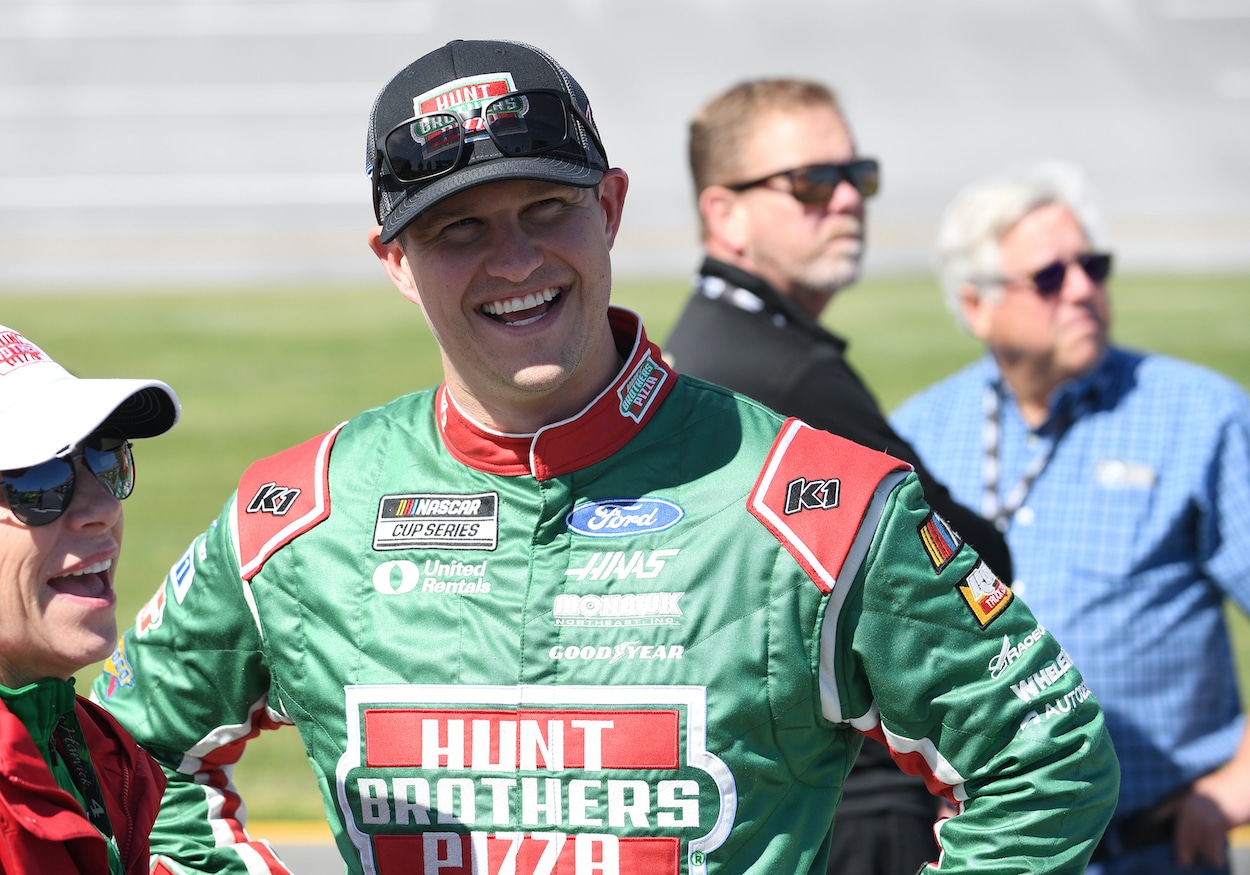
0, 695, 165, 874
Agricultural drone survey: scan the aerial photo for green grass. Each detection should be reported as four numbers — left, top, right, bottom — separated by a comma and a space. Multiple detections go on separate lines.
4, 270, 1248, 820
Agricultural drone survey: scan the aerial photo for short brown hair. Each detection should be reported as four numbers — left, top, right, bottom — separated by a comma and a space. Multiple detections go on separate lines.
688, 79, 843, 197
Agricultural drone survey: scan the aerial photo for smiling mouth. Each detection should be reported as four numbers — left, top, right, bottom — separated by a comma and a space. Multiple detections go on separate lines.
480, 288, 562, 327
48, 558, 113, 600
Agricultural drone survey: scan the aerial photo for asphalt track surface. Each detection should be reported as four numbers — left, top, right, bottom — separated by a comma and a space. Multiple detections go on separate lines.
1, 0, 1248, 288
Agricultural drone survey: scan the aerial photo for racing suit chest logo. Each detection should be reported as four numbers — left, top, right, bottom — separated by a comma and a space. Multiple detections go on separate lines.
565, 499, 683, 538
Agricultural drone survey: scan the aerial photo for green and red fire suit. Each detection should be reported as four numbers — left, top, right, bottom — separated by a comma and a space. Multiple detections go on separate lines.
93, 308, 1117, 875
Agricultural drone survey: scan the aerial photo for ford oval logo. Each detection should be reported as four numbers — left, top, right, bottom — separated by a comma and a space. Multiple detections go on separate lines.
565, 498, 684, 538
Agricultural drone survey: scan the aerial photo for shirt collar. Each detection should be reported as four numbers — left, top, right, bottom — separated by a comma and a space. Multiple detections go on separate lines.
434, 307, 676, 481
697, 257, 848, 351
983, 348, 1117, 430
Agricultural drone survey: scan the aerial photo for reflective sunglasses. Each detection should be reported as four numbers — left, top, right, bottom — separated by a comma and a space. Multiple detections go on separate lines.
379, 88, 609, 186
726, 159, 880, 204
1, 434, 135, 527
1003, 252, 1114, 297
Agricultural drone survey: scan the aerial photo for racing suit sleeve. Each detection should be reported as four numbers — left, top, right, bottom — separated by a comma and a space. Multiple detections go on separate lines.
825, 472, 1119, 873
91, 494, 296, 875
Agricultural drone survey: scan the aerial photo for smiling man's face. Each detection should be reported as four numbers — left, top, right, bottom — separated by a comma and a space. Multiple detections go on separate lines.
372, 171, 630, 432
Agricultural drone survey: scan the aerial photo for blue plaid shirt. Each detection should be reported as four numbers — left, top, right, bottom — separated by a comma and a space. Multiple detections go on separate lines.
892, 347, 1250, 816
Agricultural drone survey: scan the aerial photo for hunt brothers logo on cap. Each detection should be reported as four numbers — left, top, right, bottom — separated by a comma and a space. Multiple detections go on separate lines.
337, 684, 735, 875
0, 330, 48, 376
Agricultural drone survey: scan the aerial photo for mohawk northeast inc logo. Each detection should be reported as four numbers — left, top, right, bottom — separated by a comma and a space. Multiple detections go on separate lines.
617, 353, 668, 423
374, 492, 499, 551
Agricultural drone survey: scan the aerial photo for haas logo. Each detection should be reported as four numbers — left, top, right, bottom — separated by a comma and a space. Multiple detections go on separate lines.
246, 482, 301, 516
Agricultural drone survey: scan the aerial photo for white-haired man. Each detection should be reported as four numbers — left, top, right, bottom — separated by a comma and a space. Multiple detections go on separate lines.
893, 161, 1250, 875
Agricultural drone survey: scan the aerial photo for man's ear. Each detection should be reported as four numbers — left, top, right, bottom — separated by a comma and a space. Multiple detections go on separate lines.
959, 281, 993, 339
597, 168, 630, 249
368, 226, 421, 305
699, 185, 748, 257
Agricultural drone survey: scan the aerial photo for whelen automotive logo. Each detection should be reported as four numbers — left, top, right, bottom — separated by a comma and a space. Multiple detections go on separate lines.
565, 498, 684, 538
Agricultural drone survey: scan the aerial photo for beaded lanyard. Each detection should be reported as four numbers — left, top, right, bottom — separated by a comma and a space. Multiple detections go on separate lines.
981, 383, 1070, 533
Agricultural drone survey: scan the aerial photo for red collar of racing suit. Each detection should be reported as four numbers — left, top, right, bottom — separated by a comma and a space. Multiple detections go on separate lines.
434, 307, 677, 482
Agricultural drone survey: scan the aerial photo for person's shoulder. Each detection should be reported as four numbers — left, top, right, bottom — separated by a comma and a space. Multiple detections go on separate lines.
669, 372, 789, 425
1117, 347, 1249, 414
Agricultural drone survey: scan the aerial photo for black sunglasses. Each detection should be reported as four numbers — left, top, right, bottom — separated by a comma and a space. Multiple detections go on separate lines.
1, 434, 135, 527
726, 159, 880, 204
1003, 252, 1114, 297
378, 88, 609, 186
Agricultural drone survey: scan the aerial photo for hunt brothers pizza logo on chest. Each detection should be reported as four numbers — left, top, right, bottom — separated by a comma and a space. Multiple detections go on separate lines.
337, 685, 735, 875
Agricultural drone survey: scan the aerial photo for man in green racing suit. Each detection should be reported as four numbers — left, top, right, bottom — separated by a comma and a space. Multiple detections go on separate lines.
93, 39, 1118, 875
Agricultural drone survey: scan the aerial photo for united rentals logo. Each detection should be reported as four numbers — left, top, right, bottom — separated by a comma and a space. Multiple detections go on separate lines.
617, 354, 667, 423
374, 492, 499, 551
336, 684, 735, 875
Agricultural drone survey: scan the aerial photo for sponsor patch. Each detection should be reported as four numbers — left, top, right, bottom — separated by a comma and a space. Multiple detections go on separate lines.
372, 559, 493, 596
987, 624, 1046, 679
564, 549, 679, 582
918, 511, 963, 573
784, 477, 840, 514
246, 482, 301, 516
549, 641, 686, 663
170, 542, 196, 604
956, 560, 1013, 629
554, 590, 683, 627
618, 353, 668, 422
101, 637, 134, 699
339, 684, 735, 875
565, 498, 683, 538
134, 583, 167, 639
374, 492, 499, 551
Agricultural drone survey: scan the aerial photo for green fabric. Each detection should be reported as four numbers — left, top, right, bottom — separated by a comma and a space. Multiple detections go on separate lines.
95, 378, 1118, 875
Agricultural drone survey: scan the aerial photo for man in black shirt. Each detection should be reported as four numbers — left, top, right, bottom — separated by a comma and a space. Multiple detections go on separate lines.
664, 78, 1013, 875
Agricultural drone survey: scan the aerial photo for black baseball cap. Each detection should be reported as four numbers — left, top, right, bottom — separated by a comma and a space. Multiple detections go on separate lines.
367, 40, 609, 243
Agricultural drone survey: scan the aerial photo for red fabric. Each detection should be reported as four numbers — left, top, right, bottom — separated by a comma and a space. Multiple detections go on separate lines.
0, 696, 166, 875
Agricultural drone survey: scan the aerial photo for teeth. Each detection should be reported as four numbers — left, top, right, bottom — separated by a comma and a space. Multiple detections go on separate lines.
68, 559, 111, 577
482, 288, 558, 316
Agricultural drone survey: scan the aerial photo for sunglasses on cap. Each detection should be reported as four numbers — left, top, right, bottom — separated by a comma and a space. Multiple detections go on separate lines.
726, 159, 880, 204
998, 252, 1114, 297
379, 89, 609, 186
1, 434, 135, 527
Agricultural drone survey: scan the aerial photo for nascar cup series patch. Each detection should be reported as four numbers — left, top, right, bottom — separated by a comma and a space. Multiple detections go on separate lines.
374, 492, 500, 551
